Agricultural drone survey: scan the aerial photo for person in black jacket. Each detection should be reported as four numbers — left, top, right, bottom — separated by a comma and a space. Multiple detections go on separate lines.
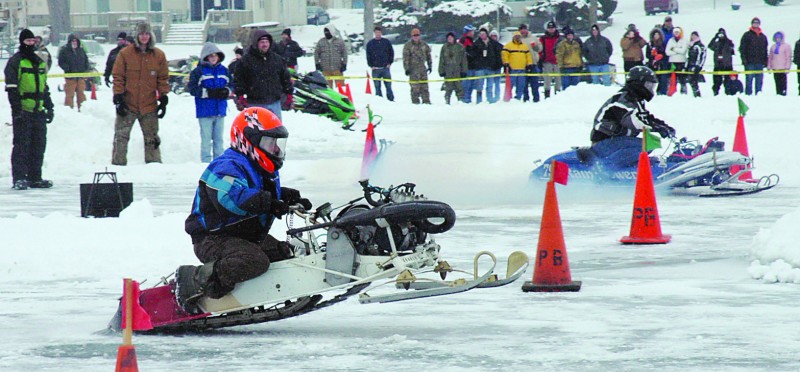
57, 34, 90, 110
233, 30, 292, 120
467, 28, 494, 104
274, 28, 305, 70
708, 28, 735, 96
228, 47, 243, 79
794, 34, 800, 95
104, 32, 130, 87
366, 26, 395, 102
486, 30, 504, 103
739, 17, 768, 95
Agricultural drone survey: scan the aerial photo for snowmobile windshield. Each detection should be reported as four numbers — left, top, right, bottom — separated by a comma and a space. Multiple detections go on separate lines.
258, 136, 287, 160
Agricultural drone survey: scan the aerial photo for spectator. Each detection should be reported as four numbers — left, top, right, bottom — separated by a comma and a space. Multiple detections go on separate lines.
189, 42, 231, 163
539, 21, 561, 98
275, 28, 304, 70
438, 31, 467, 104
621, 24, 647, 72
647, 28, 670, 95
556, 27, 583, 90
34, 36, 52, 71
459, 24, 476, 102
402, 28, 432, 104
233, 30, 292, 120
794, 34, 800, 95
767, 31, 791, 96
739, 17, 768, 95
487, 30, 504, 103
666, 27, 689, 94
582, 24, 613, 86
464, 28, 493, 104
314, 25, 347, 88
686, 31, 707, 97
661, 17, 675, 45
104, 32, 129, 87
724, 74, 744, 95
366, 26, 395, 102
228, 47, 244, 78
501, 31, 533, 100
58, 34, 90, 110
708, 28, 735, 96
517, 23, 542, 102
4, 29, 55, 190
111, 22, 169, 165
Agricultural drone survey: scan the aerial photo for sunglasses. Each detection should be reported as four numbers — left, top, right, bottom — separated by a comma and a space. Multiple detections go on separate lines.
412, 34, 420, 37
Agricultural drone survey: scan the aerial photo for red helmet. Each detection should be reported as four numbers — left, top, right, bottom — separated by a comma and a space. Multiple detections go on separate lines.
230, 107, 288, 174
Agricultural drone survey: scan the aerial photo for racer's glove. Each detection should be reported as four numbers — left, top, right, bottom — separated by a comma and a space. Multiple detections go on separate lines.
157, 95, 168, 119
104, 76, 112, 88
650, 117, 676, 139
113, 93, 128, 116
43, 107, 54, 124
269, 198, 291, 218
280, 187, 312, 211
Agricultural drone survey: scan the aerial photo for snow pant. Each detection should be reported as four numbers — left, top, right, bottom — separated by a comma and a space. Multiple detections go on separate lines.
587, 64, 611, 86
371, 67, 394, 101
623, 60, 643, 73
112, 111, 161, 165
510, 69, 527, 100
249, 101, 282, 121
63, 78, 86, 109
773, 72, 787, 96
656, 71, 670, 95
591, 136, 643, 170
689, 73, 702, 97
797, 71, 800, 95
192, 234, 285, 299
408, 69, 430, 104
11, 111, 47, 184
442, 77, 464, 104
198, 116, 225, 163
486, 69, 501, 103
743, 63, 764, 95
711, 65, 731, 95
541, 62, 561, 93
560, 67, 581, 90
322, 69, 343, 88
524, 66, 541, 102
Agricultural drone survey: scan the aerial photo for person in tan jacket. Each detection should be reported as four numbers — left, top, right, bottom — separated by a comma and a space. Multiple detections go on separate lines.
620, 24, 648, 72
111, 22, 169, 165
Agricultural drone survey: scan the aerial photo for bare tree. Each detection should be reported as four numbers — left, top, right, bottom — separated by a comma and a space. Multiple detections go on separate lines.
364, 0, 374, 43
47, 0, 71, 44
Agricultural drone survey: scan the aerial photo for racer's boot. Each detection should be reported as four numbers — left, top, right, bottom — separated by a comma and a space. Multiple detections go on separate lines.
174, 262, 215, 314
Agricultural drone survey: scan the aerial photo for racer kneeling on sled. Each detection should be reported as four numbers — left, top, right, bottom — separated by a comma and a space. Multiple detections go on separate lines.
177, 107, 312, 313
590, 65, 676, 168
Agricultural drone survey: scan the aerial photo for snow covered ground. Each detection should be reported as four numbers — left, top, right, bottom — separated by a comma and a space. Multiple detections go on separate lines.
1, 0, 799, 370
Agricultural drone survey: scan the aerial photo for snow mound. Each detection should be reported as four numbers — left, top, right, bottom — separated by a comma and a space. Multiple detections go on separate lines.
748, 206, 800, 283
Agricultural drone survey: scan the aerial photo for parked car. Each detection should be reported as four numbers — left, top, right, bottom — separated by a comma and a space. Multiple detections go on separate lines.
645, 0, 679, 15
307, 6, 330, 25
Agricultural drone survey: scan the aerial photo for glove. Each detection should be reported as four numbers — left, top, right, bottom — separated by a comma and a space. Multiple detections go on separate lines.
341, 64, 347, 73
315, 63, 322, 71
281, 93, 293, 111
405, 69, 410, 76
427, 66, 432, 74
104, 76, 111, 88
276, 241, 295, 260
157, 95, 168, 119
438, 70, 445, 78
654, 53, 663, 62
113, 93, 128, 116
44, 107, 54, 124
207, 88, 229, 99
280, 187, 313, 210
8, 89, 22, 114
269, 198, 290, 217
525, 65, 534, 73
235, 95, 247, 111
650, 117, 676, 139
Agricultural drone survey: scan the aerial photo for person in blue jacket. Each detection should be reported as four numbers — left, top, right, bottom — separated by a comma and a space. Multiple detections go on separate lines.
189, 42, 231, 162
176, 107, 312, 313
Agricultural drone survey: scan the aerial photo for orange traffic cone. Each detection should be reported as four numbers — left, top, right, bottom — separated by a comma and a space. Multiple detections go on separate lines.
344, 83, 354, 105
360, 121, 378, 179
730, 115, 754, 181
90, 81, 97, 100
620, 152, 671, 244
115, 345, 139, 372
365, 71, 372, 94
666, 72, 677, 96
522, 180, 582, 292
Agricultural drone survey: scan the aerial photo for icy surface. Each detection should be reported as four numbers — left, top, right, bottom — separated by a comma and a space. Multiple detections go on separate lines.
1, 0, 799, 370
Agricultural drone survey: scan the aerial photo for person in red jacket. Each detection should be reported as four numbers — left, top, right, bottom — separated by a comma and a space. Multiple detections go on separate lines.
539, 21, 561, 98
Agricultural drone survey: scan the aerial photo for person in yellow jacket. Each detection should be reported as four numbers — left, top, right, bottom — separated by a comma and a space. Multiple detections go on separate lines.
556, 27, 583, 90
501, 32, 533, 100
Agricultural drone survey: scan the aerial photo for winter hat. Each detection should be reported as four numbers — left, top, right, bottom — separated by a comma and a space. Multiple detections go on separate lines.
546, 21, 556, 29
513, 31, 521, 39
691, 31, 699, 38
411, 28, 421, 36
773, 31, 783, 41
673, 27, 683, 38
490, 30, 499, 38
281, 28, 291, 36
117, 32, 127, 40
479, 27, 488, 35
664, 16, 673, 22
519, 23, 528, 30
463, 24, 476, 33
627, 24, 638, 32
591, 24, 600, 32
751, 17, 761, 25
136, 22, 152, 36
446, 31, 456, 41
18, 28, 34, 44
234, 46, 244, 55
563, 26, 574, 36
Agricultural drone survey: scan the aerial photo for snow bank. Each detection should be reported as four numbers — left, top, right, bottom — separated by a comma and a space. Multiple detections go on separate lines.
748, 206, 800, 283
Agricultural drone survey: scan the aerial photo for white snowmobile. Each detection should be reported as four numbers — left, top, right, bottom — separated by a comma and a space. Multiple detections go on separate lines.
108, 180, 529, 332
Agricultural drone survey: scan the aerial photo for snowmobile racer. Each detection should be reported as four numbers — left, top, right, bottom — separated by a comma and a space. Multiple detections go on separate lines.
590, 65, 676, 168
176, 107, 312, 314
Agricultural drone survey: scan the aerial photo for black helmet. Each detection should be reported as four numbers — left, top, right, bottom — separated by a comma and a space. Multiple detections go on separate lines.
626, 66, 658, 101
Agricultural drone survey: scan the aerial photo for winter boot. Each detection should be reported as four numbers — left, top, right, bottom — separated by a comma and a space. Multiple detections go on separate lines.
544, 89, 550, 99
29, 179, 53, 189
476, 91, 482, 104
12, 180, 29, 190
174, 262, 216, 314
680, 85, 687, 95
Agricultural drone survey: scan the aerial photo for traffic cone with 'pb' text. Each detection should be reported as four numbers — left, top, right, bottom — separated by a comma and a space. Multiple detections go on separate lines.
522, 165, 581, 292
620, 152, 671, 244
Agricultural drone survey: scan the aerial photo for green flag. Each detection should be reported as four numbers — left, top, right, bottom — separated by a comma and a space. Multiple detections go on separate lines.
644, 127, 662, 152
737, 98, 749, 117
367, 104, 374, 123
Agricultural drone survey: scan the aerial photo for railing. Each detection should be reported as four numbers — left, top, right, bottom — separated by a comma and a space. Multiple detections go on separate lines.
70, 11, 171, 31
206, 9, 253, 29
